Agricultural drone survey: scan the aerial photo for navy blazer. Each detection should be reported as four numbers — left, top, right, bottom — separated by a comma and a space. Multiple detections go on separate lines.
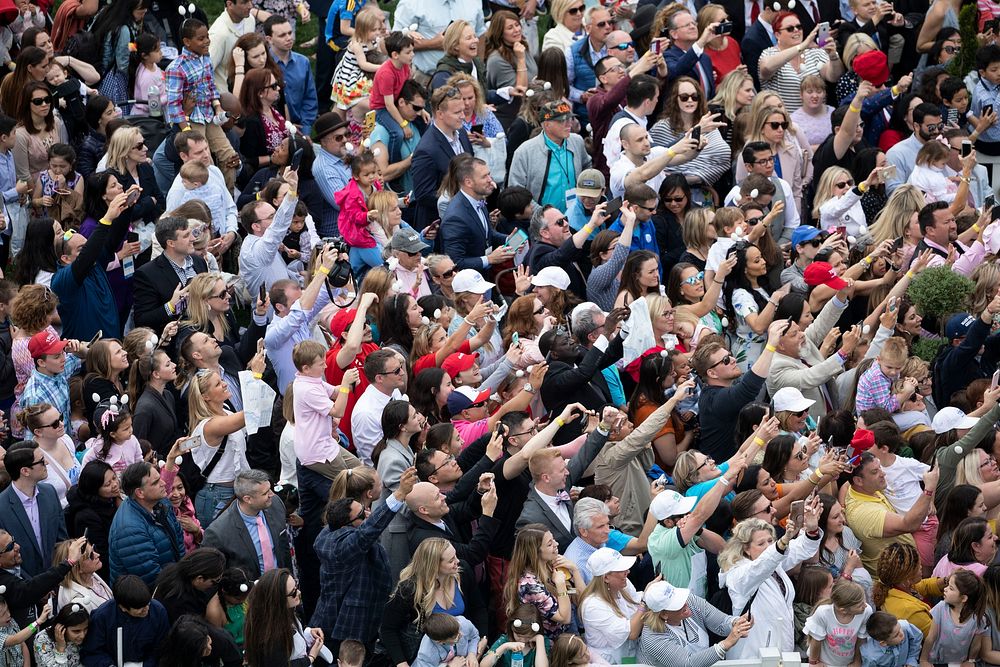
663, 45, 717, 99
411, 124, 473, 232
0, 483, 68, 577
742, 19, 776, 87
441, 193, 508, 277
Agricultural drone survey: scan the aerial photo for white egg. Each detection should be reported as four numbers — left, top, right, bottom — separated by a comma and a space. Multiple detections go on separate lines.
862, 324, 871, 335
515, 370, 525, 378
175, 456, 184, 465
721, 317, 729, 328
955, 445, 964, 454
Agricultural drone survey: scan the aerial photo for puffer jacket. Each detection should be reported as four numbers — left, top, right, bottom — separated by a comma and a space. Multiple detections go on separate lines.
108, 497, 184, 586
80, 599, 169, 667
334, 178, 384, 249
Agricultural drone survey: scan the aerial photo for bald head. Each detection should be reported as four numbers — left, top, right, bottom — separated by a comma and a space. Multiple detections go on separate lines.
405, 482, 450, 520
606, 30, 634, 63
620, 124, 651, 157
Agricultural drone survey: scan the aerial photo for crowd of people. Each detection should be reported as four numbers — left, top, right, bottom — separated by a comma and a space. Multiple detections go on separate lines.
3, 0, 1000, 664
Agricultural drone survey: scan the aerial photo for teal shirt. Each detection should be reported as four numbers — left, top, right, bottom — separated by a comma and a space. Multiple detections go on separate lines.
540, 135, 575, 212
371, 122, 420, 194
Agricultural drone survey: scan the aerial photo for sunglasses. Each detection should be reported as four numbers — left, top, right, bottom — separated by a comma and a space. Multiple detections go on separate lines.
468, 401, 488, 409
287, 587, 300, 597
594, 20, 612, 27
566, 5, 584, 13
834, 180, 855, 189
31, 95, 52, 106
755, 503, 774, 516
803, 239, 822, 248
436, 268, 456, 280
533, 306, 546, 315
780, 23, 802, 32
708, 354, 735, 369
378, 366, 405, 376
0, 541, 14, 554
401, 249, 422, 257
45, 416, 63, 429
132, 141, 146, 150
611, 41, 634, 50
265, 83, 281, 90
766, 121, 789, 130
745, 216, 764, 226
662, 196, 686, 203
209, 290, 231, 300
62, 229, 77, 242
677, 93, 700, 102
330, 132, 349, 141
682, 271, 705, 285
943, 45, 958, 54
552, 217, 569, 227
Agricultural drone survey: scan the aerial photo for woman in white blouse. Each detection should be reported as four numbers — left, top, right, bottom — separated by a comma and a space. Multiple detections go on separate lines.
18, 403, 81, 507
758, 12, 843, 112
54, 539, 113, 614
579, 548, 647, 663
542, 0, 584, 53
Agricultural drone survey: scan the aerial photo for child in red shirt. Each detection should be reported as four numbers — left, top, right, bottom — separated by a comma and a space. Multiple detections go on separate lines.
371, 31, 415, 164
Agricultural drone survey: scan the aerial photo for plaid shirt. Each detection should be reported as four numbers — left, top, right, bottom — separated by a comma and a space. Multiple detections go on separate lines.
855, 361, 900, 414
164, 47, 218, 124
19, 354, 82, 441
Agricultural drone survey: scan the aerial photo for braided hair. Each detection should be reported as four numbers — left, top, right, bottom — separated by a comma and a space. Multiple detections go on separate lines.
873, 542, 922, 608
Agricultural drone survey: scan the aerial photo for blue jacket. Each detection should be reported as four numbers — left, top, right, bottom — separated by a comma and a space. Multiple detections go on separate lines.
81, 599, 170, 667
569, 38, 598, 120
108, 498, 184, 586
0, 483, 67, 578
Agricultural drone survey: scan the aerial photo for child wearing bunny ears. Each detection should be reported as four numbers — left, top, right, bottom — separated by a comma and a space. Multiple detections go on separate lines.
81, 397, 143, 479
0, 591, 50, 667
482, 604, 550, 667
33, 602, 89, 667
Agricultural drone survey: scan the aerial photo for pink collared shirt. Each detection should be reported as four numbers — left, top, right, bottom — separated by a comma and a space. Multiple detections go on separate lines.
291, 373, 339, 466
923, 237, 985, 277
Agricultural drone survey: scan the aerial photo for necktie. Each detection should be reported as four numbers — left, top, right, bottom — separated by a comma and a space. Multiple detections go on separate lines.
694, 58, 711, 96
554, 490, 572, 504
750, 0, 760, 23
256, 514, 276, 572
810, 0, 819, 23
476, 201, 490, 234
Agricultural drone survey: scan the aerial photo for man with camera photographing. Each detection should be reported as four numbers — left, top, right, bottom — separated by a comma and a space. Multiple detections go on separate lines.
238, 166, 302, 296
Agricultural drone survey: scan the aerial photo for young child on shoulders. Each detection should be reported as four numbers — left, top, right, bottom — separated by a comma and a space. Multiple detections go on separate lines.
176, 161, 231, 237
81, 399, 143, 478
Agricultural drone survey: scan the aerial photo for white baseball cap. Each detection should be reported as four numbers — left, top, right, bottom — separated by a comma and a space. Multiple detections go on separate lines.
932, 407, 979, 434
531, 266, 571, 290
453, 269, 495, 294
644, 581, 690, 612
772, 387, 815, 413
587, 548, 637, 577
650, 490, 697, 521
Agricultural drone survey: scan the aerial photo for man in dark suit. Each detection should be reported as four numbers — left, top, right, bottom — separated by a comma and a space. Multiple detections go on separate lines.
441, 155, 516, 277
793, 0, 841, 38
202, 469, 291, 579
514, 421, 613, 551
661, 5, 719, 99
742, 1, 787, 87
0, 443, 69, 577
411, 85, 474, 232
132, 216, 208, 332
0, 531, 86, 626
404, 481, 499, 566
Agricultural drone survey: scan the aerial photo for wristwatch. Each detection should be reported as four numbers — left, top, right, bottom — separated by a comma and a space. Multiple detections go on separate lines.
523, 383, 536, 394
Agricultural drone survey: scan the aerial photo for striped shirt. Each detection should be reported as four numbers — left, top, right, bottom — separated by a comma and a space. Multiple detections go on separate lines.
759, 46, 830, 113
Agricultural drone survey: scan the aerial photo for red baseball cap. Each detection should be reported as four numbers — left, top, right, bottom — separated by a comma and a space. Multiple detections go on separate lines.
329, 309, 357, 339
28, 330, 67, 359
442, 352, 479, 379
850, 428, 876, 453
803, 261, 848, 290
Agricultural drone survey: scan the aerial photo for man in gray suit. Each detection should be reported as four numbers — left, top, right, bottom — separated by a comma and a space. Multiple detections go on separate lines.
202, 469, 290, 578
515, 405, 616, 551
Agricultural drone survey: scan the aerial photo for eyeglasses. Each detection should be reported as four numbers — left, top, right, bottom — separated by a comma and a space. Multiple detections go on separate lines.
378, 365, 405, 377
677, 93, 700, 102
779, 23, 802, 32
468, 401, 488, 409
834, 180, 855, 189
330, 132, 349, 142
132, 141, 146, 150
566, 5, 584, 14
694, 456, 715, 473
981, 456, 997, 469
551, 217, 569, 227
745, 216, 764, 226
662, 196, 686, 203
707, 354, 735, 370
435, 268, 456, 280
634, 202, 658, 211
611, 41, 634, 50
265, 83, 282, 91
923, 122, 945, 131
752, 155, 776, 165
682, 271, 705, 286
765, 121, 789, 130
943, 45, 959, 54
431, 454, 457, 475
287, 587, 300, 597
594, 20, 612, 27
29, 458, 47, 468
31, 96, 52, 106
508, 425, 539, 438
754, 503, 774, 517
256, 212, 276, 225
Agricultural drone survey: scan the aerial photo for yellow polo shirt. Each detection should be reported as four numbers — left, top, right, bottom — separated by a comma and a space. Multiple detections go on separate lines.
843, 485, 916, 575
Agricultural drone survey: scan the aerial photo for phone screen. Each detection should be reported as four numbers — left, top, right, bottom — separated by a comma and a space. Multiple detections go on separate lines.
962, 140, 973, 158
259, 283, 267, 303
986, 194, 997, 211
690, 126, 702, 143
836, 225, 848, 238
604, 197, 624, 221
993, 370, 1000, 390
985, 104, 995, 117
470, 124, 484, 135
790, 500, 805, 525
126, 190, 140, 207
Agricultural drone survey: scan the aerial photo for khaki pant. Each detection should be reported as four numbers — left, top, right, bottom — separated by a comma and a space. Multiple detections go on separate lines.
188, 122, 239, 192
305, 448, 362, 480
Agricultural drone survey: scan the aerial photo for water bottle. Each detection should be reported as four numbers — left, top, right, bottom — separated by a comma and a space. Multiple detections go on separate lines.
148, 84, 162, 117
511, 650, 523, 667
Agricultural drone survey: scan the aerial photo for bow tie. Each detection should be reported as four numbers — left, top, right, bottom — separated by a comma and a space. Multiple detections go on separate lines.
554, 490, 572, 504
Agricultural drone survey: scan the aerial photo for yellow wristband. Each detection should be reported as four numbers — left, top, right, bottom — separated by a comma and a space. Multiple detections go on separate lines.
973, 223, 983, 233
288, 190, 298, 198
765, 344, 777, 353
891, 85, 900, 96
339, 386, 350, 394
252, 372, 263, 380
555, 417, 566, 427
753, 437, 766, 447
849, 104, 861, 113
863, 256, 873, 266
905, 270, 915, 279
582, 224, 593, 234
99, 217, 112, 226
858, 182, 869, 193
318, 266, 331, 275
666, 148, 677, 158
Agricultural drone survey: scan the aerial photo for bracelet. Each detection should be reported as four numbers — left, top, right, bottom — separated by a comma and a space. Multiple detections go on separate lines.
809, 472, 821, 485
713, 279, 723, 285
961, 176, 972, 184
973, 223, 983, 233
923, 488, 934, 497
99, 217, 112, 226
806, 529, 821, 539
166, 301, 176, 315
858, 181, 869, 193
318, 265, 331, 275
252, 372, 263, 380
765, 344, 777, 353
288, 190, 297, 198
666, 148, 677, 158
905, 270, 915, 279
464, 316, 476, 325
339, 386, 350, 394
582, 224, 594, 234
863, 255, 873, 266
842, 572, 853, 581
849, 104, 861, 113
891, 85, 900, 95
718, 476, 731, 487
235, 68, 245, 74
753, 437, 766, 447
555, 417, 566, 427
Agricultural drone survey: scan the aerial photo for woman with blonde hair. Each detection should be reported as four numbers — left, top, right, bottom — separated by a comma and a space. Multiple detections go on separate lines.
955, 448, 1000, 523
431, 21, 489, 93
813, 165, 881, 236
869, 185, 926, 265
381, 538, 485, 666
368, 190, 403, 258
505, 525, 585, 637
447, 72, 507, 183
834, 33, 879, 102
104, 124, 164, 229
542, 0, 584, 53
327, 465, 382, 508
736, 104, 811, 214
179, 273, 267, 365
550, 634, 593, 667
54, 539, 113, 613
717, 500, 822, 659
967, 263, 1000, 317
484, 9, 535, 129
578, 548, 645, 662
745, 91, 811, 159
677, 208, 717, 270
186, 359, 263, 527
708, 69, 756, 149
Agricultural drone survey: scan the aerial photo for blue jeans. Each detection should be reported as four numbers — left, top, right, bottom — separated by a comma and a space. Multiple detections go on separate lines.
195, 483, 234, 529
374, 108, 404, 163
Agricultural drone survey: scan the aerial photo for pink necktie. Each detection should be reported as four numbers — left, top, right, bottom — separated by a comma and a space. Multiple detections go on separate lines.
256, 514, 276, 572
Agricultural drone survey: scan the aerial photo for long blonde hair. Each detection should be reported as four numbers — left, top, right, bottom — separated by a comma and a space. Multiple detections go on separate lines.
709, 69, 754, 121
811, 166, 852, 220
747, 104, 791, 149
718, 518, 775, 571
368, 190, 398, 244
395, 538, 460, 630
187, 370, 225, 431
579, 573, 641, 619
180, 273, 231, 340
842, 33, 878, 70
870, 185, 926, 244
105, 126, 145, 174
505, 526, 556, 615
967, 263, 1000, 315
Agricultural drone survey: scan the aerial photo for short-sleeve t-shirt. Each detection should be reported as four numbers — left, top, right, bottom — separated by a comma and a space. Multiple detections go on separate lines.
370, 61, 411, 111
803, 603, 872, 666
928, 601, 987, 663
647, 524, 705, 596
324, 341, 378, 445
843, 486, 916, 575
685, 462, 735, 505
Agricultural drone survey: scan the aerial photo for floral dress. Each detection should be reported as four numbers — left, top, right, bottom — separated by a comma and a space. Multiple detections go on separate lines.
726, 287, 769, 371
331, 38, 378, 109
261, 109, 290, 154
517, 569, 567, 638
34, 630, 82, 667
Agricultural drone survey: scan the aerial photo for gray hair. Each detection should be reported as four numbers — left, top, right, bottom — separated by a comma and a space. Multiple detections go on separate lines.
583, 5, 608, 26
529, 204, 556, 242
234, 469, 272, 499
574, 497, 610, 534
571, 302, 604, 341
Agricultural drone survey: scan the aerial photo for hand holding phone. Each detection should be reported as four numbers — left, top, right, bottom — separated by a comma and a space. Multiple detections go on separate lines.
690, 125, 702, 143
290, 148, 304, 171
125, 188, 140, 207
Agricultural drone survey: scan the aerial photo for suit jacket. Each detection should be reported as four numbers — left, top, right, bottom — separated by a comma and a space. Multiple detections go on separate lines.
406, 513, 498, 567
411, 124, 473, 232
441, 193, 508, 277
0, 483, 68, 577
132, 253, 209, 332
663, 44, 717, 99
515, 428, 610, 552
539, 336, 623, 444
794, 0, 842, 36
741, 19, 776, 87
201, 497, 291, 579
0, 561, 71, 627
